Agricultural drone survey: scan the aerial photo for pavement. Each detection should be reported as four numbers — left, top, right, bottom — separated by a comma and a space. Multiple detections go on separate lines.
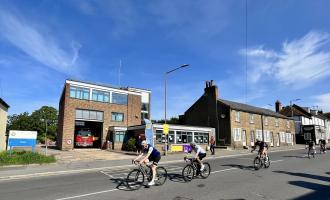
0, 145, 305, 180
0, 145, 328, 200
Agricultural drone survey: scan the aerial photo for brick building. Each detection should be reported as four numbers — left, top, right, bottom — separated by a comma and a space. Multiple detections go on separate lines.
0, 98, 9, 151
57, 79, 151, 150
183, 81, 295, 148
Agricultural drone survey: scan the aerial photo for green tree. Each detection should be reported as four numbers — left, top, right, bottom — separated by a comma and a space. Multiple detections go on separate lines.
6, 106, 58, 143
7, 112, 34, 131
30, 106, 58, 143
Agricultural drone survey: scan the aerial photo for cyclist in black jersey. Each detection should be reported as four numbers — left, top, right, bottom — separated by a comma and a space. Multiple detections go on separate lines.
251, 139, 269, 161
133, 140, 161, 186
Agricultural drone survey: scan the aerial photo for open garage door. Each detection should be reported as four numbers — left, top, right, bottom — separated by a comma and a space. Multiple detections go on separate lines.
74, 109, 104, 148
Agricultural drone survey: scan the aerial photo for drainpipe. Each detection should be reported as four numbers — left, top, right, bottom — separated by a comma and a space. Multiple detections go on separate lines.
261, 115, 265, 141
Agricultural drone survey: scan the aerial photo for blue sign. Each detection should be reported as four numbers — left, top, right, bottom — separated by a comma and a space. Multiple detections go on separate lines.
8, 131, 38, 153
144, 119, 154, 146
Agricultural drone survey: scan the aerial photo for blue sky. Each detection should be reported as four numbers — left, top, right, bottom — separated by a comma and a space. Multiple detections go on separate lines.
0, 0, 330, 119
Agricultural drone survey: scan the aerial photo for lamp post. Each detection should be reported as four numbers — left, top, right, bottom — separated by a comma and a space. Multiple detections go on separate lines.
164, 64, 189, 155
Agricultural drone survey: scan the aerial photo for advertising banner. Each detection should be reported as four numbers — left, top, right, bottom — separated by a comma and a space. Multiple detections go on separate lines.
144, 119, 154, 146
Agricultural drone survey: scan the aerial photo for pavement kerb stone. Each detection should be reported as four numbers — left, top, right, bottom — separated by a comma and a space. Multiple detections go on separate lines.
0, 146, 305, 181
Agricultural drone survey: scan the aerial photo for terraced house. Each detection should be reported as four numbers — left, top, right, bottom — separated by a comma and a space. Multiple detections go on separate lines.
182, 81, 295, 148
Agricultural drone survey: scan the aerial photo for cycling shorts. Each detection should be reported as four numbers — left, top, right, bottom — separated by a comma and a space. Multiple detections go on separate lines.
198, 153, 207, 160
149, 155, 161, 166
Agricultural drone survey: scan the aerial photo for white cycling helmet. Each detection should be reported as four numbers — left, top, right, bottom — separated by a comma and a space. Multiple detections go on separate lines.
141, 140, 147, 145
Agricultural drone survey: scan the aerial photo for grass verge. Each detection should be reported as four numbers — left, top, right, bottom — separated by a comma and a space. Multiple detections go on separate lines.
0, 150, 56, 166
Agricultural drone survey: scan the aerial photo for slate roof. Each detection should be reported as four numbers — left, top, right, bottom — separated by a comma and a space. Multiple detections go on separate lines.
279, 105, 311, 118
0, 98, 9, 109
218, 99, 289, 119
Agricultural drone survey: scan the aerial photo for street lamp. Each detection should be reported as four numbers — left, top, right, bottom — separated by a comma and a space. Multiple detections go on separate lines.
290, 98, 301, 118
164, 64, 189, 155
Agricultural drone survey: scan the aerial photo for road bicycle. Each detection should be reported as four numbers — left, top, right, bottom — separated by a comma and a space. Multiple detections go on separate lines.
126, 160, 167, 190
307, 146, 316, 158
182, 157, 211, 182
320, 144, 327, 154
253, 153, 270, 170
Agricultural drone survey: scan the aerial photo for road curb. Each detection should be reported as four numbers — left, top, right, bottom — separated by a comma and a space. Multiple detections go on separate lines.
0, 147, 304, 181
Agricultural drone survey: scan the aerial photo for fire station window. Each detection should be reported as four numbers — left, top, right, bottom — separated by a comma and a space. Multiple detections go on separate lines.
112, 93, 128, 105
70, 86, 90, 100
112, 112, 124, 122
92, 90, 110, 103
115, 131, 125, 142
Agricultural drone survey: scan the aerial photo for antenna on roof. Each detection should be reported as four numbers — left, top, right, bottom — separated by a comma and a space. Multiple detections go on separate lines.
119, 60, 122, 87
0, 78, 3, 98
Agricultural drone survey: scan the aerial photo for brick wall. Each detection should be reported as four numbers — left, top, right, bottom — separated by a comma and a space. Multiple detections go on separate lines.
57, 83, 142, 150
230, 110, 296, 149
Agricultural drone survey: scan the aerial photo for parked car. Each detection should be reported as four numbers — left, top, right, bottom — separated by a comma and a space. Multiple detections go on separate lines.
75, 128, 93, 147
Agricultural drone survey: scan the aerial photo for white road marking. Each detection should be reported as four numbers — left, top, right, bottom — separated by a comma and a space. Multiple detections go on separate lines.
0, 148, 302, 181
54, 159, 286, 200
55, 189, 119, 200
211, 167, 238, 174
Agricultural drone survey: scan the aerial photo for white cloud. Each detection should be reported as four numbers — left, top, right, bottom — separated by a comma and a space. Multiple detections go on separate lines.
315, 93, 330, 112
0, 9, 82, 75
242, 31, 330, 88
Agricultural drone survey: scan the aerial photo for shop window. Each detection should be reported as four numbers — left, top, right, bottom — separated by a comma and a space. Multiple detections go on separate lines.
194, 132, 209, 144
168, 131, 175, 144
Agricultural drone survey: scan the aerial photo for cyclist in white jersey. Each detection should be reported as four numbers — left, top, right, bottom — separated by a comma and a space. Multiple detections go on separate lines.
189, 142, 207, 171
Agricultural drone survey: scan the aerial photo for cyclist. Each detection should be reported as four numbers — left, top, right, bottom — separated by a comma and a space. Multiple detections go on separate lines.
133, 140, 161, 186
251, 139, 269, 162
189, 142, 207, 171
319, 139, 326, 153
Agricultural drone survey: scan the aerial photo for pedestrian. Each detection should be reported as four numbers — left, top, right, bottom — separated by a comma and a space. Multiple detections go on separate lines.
136, 135, 142, 155
210, 136, 216, 155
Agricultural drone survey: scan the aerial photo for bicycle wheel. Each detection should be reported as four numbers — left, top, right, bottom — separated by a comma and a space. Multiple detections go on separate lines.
126, 169, 144, 190
155, 166, 167, 186
264, 157, 270, 168
200, 162, 211, 178
253, 157, 262, 170
182, 164, 194, 182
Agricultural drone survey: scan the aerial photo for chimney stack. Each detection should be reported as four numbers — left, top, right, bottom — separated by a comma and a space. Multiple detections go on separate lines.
204, 80, 218, 100
275, 100, 282, 113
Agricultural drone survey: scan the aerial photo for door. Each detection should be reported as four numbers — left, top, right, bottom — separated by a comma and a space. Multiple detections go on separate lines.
242, 130, 247, 147
276, 133, 280, 147
270, 132, 274, 147
250, 131, 255, 146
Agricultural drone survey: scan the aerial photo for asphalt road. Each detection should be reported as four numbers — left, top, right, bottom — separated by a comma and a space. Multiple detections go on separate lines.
0, 148, 329, 200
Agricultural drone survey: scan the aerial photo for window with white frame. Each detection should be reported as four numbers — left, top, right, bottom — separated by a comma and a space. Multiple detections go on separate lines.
264, 130, 271, 142
275, 118, 279, 127
264, 117, 268, 126
235, 111, 240, 122
233, 128, 241, 141
256, 130, 263, 141
286, 133, 292, 144
249, 114, 254, 124
280, 132, 286, 143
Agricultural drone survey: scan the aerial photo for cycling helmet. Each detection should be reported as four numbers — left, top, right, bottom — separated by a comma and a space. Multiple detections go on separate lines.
141, 140, 147, 146
256, 138, 261, 142
190, 142, 196, 147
